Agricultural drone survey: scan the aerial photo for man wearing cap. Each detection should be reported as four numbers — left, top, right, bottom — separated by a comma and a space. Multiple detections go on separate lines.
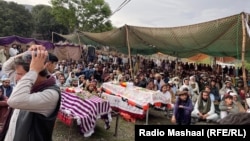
171, 88, 193, 125
189, 75, 199, 104
168, 80, 177, 95
154, 73, 165, 90
0, 77, 13, 98
2, 45, 61, 141
171, 76, 181, 89
219, 80, 237, 100
230, 92, 245, 113
219, 94, 239, 119
179, 77, 193, 98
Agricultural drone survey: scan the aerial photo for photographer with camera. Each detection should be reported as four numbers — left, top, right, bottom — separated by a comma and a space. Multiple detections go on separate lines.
1, 45, 61, 141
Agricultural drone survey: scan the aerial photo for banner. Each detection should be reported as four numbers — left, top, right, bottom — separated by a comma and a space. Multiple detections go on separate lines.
135, 125, 250, 141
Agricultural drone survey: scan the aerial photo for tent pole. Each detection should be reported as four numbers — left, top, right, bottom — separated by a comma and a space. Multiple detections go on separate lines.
77, 32, 81, 45
52, 32, 54, 43
175, 52, 178, 76
213, 57, 216, 69
76, 32, 83, 60
241, 12, 248, 93
125, 25, 133, 79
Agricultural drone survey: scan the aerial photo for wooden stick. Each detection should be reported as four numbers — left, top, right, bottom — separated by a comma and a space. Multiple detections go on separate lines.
125, 25, 133, 78
52, 32, 54, 43
241, 12, 248, 93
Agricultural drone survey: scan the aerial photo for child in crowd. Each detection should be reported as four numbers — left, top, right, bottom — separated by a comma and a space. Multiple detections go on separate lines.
219, 94, 239, 119
171, 88, 193, 125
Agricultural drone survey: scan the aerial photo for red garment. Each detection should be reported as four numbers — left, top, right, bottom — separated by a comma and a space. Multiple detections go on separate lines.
238, 90, 246, 100
0, 96, 8, 124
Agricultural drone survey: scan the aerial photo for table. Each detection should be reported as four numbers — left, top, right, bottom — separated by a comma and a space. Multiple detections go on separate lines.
59, 91, 111, 137
101, 82, 168, 124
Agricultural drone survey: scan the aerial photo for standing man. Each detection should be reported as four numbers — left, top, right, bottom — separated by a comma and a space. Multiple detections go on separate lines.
46, 53, 59, 74
2, 45, 61, 141
9, 44, 19, 57
0, 77, 13, 98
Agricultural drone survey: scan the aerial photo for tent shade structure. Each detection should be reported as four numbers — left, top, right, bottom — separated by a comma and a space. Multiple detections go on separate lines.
0, 35, 54, 50
187, 53, 237, 63
53, 32, 100, 47
54, 12, 250, 61
53, 41, 82, 61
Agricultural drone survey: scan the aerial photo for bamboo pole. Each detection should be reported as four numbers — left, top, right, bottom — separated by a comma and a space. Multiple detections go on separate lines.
76, 32, 83, 60
125, 25, 133, 79
241, 12, 248, 94
175, 52, 178, 76
52, 32, 54, 43
77, 32, 81, 45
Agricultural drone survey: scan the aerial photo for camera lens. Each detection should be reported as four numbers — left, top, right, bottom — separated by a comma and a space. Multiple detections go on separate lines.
22, 51, 34, 63
22, 51, 49, 63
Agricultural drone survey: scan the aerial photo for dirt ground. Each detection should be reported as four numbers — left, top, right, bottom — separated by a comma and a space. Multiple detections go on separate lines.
52, 107, 215, 141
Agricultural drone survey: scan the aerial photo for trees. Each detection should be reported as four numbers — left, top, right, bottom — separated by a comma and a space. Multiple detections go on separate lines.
51, 0, 113, 32
0, 0, 112, 40
31, 5, 68, 41
0, 1, 33, 37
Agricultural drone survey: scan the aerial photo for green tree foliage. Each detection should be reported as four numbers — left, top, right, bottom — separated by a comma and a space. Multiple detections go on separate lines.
245, 62, 250, 71
0, 0, 34, 37
31, 5, 68, 41
51, 0, 113, 32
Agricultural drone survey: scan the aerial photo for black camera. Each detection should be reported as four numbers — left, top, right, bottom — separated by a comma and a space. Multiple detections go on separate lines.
22, 51, 49, 63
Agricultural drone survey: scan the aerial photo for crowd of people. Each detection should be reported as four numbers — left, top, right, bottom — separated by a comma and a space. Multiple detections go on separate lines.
1, 44, 250, 140
46, 47, 250, 125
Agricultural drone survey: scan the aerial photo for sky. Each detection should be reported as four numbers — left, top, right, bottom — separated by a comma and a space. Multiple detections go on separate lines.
4, 0, 250, 27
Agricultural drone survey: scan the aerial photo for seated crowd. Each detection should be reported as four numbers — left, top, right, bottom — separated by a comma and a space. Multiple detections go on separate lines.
1, 49, 250, 126
47, 53, 250, 124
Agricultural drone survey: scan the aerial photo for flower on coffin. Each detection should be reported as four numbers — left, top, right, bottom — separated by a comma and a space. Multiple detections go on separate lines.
65, 87, 76, 93
76, 92, 86, 100
143, 105, 149, 111
63, 109, 71, 116
154, 102, 162, 108
127, 100, 136, 106
120, 82, 127, 87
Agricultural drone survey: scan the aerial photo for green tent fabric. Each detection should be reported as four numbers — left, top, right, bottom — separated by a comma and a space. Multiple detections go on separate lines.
53, 32, 100, 46
55, 12, 250, 61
